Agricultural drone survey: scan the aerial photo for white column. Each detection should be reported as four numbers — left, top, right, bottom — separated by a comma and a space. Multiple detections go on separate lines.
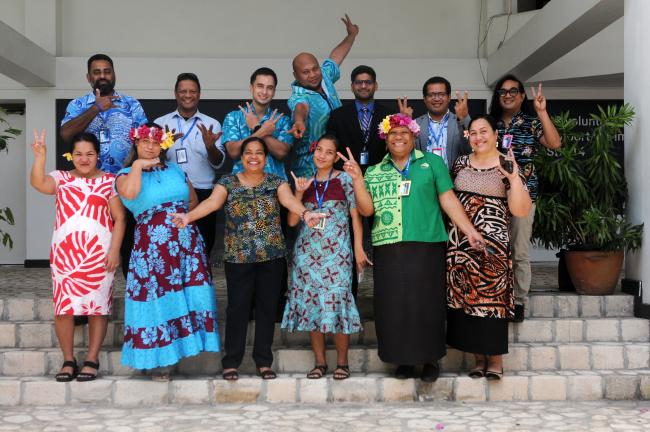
624, 0, 650, 303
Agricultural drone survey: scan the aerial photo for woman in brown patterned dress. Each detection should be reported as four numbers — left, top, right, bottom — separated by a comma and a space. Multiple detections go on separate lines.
446, 115, 532, 380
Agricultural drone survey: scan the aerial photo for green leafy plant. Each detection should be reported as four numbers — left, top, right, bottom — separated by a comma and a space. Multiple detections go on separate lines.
533, 104, 643, 252
0, 107, 21, 248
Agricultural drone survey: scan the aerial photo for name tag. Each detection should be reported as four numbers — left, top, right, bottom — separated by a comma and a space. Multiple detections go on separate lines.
431, 147, 443, 157
399, 180, 411, 197
502, 134, 514, 149
175, 148, 188, 164
99, 129, 111, 144
313, 213, 327, 230
359, 151, 369, 165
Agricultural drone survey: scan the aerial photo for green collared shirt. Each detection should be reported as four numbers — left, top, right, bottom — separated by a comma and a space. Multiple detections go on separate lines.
364, 149, 453, 246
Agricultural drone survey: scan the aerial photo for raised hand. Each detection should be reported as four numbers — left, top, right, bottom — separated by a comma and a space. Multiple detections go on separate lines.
31, 129, 46, 158
530, 83, 547, 113
454, 90, 470, 120
258, 109, 283, 137
135, 158, 160, 170
170, 212, 190, 229
337, 147, 363, 181
496, 148, 520, 181
341, 14, 359, 37
197, 123, 223, 146
94, 88, 119, 112
288, 120, 306, 139
304, 211, 327, 228
290, 171, 311, 194
239, 102, 260, 130
397, 96, 413, 118
164, 125, 184, 142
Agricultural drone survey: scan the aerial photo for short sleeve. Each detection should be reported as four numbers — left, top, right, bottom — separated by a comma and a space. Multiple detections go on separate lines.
217, 174, 234, 192
340, 172, 356, 209
274, 115, 294, 147
430, 155, 454, 195
48, 170, 64, 191
321, 58, 341, 84
129, 99, 148, 127
222, 111, 242, 144
104, 174, 118, 199
531, 117, 544, 142
363, 167, 374, 200
61, 99, 84, 126
113, 168, 130, 195
450, 155, 467, 180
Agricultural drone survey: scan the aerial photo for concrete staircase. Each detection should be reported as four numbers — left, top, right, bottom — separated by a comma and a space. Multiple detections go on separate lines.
0, 292, 649, 405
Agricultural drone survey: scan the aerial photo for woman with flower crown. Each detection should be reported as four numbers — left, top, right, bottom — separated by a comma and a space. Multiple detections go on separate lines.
115, 123, 220, 380
340, 113, 485, 382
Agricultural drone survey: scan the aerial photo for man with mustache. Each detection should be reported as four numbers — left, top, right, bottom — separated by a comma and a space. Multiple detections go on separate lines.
61, 53, 148, 174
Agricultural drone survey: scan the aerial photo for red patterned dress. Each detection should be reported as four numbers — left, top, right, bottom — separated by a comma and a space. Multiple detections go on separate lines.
49, 171, 117, 316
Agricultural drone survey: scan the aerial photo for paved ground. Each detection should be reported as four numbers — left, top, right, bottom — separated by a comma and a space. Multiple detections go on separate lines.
0, 401, 649, 431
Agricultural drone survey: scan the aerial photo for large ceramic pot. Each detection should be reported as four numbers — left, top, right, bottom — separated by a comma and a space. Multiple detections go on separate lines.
564, 250, 624, 295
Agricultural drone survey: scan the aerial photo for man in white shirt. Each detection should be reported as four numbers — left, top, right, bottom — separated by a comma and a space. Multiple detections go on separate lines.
155, 73, 225, 255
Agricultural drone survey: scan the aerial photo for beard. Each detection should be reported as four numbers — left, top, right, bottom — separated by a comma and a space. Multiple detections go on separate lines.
93, 79, 115, 96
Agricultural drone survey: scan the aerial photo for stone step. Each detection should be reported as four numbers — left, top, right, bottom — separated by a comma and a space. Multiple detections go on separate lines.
1, 342, 648, 377
1, 370, 649, 406
0, 292, 635, 322
1, 316, 648, 349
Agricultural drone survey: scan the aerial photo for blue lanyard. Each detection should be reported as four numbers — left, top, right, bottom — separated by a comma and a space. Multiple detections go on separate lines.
427, 112, 449, 151
392, 157, 411, 180
313, 169, 333, 210
176, 117, 199, 147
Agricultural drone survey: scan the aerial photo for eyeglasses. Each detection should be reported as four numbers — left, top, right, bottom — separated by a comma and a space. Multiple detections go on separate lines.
496, 88, 521, 97
352, 79, 375, 86
425, 92, 449, 99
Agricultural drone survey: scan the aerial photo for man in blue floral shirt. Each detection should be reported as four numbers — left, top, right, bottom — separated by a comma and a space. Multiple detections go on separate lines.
287, 14, 359, 177
61, 54, 148, 174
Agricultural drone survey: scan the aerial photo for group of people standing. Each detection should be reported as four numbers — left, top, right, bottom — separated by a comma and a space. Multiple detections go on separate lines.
31, 14, 561, 384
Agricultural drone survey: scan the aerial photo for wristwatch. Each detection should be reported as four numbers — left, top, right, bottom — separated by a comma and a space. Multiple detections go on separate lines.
253, 124, 262, 133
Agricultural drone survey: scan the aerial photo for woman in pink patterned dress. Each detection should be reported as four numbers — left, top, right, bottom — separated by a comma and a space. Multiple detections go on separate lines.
30, 130, 126, 382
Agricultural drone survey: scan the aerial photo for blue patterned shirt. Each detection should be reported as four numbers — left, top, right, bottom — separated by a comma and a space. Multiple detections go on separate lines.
62, 91, 148, 174
287, 58, 342, 177
222, 105, 294, 180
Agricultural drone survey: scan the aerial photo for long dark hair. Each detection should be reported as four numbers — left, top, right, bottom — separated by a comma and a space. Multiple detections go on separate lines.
488, 74, 534, 120
123, 122, 168, 168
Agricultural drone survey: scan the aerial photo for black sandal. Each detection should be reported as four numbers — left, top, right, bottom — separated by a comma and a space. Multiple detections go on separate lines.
222, 369, 239, 381
256, 367, 277, 380
333, 364, 350, 380
55, 359, 78, 382
468, 366, 486, 378
306, 364, 328, 379
77, 360, 99, 382
485, 368, 503, 381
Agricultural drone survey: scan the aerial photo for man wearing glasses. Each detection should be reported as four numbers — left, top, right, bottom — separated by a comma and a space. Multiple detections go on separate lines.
407, 76, 472, 168
326, 65, 390, 171
488, 74, 561, 323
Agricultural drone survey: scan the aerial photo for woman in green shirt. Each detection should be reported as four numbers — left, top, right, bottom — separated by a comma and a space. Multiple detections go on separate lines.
339, 113, 484, 382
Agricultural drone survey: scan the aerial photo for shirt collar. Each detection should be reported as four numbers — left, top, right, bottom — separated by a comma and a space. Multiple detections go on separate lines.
87, 90, 121, 103
380, 149, 424, 166
355, 100, 375, 113
173, 109, 202, 121
245, 104, 272, 119
428, 110, 450, 124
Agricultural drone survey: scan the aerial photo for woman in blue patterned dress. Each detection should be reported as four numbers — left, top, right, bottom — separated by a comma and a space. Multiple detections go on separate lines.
281, 135, 370, 380
115, 123, 220, 380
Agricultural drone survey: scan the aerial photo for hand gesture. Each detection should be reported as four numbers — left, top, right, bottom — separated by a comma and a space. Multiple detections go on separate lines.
530, 83, 547, 113
290, 171, 311, 194
341, 14, 359, 37
397, 96, 413, 118
337, 147, 363, 181
164, 125, 184, 142
170, 212, 190, 229
304, 211, 327, 228
288, 120, 306, 139
94, 89, 119, 112
497, 148, 520, 181
355, 247, 373, 273
135, 158, 160, 170
104, 248, 120, 272
467, 229, 487, 252
258, 109, 284, 137
239, 102, 260, 130
31, 129, 46, 158
454, 90, 470, 120
198, 123, 223, 147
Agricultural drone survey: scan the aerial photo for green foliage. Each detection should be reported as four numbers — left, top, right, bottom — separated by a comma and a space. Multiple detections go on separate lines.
532, 104, 643, 252
0, 107, 21, 249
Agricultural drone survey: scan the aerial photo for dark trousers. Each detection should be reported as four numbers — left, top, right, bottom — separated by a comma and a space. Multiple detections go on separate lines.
120, 210, 136, 279
194, 188, 217, 255
221, 257, 286, 369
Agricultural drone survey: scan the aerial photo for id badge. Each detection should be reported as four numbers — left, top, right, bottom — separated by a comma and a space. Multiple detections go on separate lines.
502, 134, 514, 149
431, 147, 443, 157
175, 148, 188, 164
314, 213, 327, 230
399, 180, 411, 197
99, 128, 111, 144
359, 151, 369, 165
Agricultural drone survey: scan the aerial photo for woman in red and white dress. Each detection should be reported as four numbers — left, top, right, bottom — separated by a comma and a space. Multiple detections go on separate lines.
30, 130, 125, 382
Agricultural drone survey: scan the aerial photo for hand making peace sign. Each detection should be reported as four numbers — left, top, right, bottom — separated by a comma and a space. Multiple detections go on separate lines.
454, 90, 470, 120
397, 96, 413, 118
530, 83, 547, 114
337, 147, 363, 181
31, 129, 47, 158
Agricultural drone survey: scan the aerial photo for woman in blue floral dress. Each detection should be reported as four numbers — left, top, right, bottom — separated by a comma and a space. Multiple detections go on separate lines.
281, 135, 369, 380
115, 124, 220, 379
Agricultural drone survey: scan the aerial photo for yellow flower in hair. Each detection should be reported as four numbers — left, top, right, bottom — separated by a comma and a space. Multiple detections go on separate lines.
379, 117, 391, 136
160, 133, 175, 150
62, 152, 73, 161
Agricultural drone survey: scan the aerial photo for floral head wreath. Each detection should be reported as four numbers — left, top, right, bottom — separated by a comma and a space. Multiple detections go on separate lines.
129, 125, 175, 150
309, 140, 319, 153
378, 113, 420, 140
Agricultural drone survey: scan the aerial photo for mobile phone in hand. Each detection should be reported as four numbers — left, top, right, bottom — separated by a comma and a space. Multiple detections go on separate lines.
499, 155, 513, 174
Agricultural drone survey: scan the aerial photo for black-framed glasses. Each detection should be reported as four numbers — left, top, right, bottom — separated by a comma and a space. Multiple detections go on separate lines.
496, 88, 521, 97
352, 79, 375, 86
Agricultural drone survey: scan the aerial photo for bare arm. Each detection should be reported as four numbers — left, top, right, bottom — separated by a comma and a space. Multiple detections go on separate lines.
500, 149, 532, 217
105, 196, 126, 272
329, 14, 359, 65
531, 84, 561, 150
438, 189, 484, 248
277, 182, 308, 216
338, 148, 374, 217
188, 183, 199, 211
288, 103, 309, 139
60, 90, 118, 142
188, 184, 227, 223
287, 173, 310, 227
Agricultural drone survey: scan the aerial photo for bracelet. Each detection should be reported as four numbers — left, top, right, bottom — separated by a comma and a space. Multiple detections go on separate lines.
252, 124, 262, 133
94, 101, 104, 112
301, 209, 309, 221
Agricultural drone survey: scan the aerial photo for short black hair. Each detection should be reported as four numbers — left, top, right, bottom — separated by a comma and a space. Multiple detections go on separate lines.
175, 73, 201, 92
70, 132, 100, 154
87, 54, 114, 72
250, 67, 278, 87
422, 76, 451, 97
488, 73, 532, 119
468, 114, 498, 132
351, 65, 376, 82
241, 136, 269, 155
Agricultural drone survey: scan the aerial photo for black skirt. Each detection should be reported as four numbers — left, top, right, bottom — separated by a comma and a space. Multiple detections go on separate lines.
373, 241, 447, 365
446, 308, 509, 355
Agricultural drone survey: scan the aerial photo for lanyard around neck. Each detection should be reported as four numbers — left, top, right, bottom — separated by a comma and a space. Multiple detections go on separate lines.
313, 169, 333, 210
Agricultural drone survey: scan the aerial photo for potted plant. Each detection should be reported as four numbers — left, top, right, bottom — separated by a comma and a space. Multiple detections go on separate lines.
0, 107, 21, 249
532, 104, 643, 295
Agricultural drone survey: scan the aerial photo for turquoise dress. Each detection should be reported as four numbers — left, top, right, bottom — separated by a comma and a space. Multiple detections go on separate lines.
117, 163, 220, 369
